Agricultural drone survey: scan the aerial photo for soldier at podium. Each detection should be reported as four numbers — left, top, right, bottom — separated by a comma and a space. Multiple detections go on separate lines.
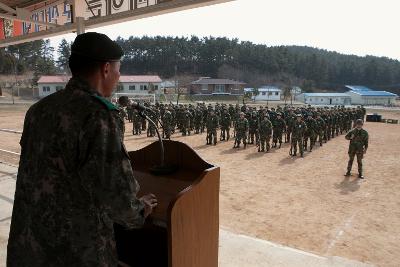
7, 32, 157, 267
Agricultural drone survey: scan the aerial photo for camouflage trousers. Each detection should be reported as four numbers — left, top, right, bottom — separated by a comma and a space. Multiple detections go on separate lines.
272, 129, 283, 144
207, 129, 217, 145
347, 152, 363, 175
259, 134, 271, 151
220, 127, 230, 141
133, 122, 141, 135
291, 136, 304, 155
248, 129, 259, 144
163, 126, 172, 139
235, 132, 247, 146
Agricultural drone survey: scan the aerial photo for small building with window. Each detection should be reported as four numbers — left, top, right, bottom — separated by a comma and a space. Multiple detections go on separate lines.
37, 75, 70, 98
190, 77, 245, 95
245, 86, 282, 101
297, 93, 351, 105
117, 75, 162, 95
38, 75, 163, 98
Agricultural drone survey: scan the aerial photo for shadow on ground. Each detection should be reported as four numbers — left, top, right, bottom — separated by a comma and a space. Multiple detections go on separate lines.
334, 176, 361, 195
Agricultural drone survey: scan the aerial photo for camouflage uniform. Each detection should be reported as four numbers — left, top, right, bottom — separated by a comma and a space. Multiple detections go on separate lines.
162, 109, 173, 139
258, 116, 273, 152
234, 116, 249, 148
291, 118, 307, 157
132, 109, 142, 135
220, 110, 231, 141
272, 115, 286, 148
248, 111, 259, 145
206, 112, 219, 145
345, 127, 369, 176
7, 77, 146, 267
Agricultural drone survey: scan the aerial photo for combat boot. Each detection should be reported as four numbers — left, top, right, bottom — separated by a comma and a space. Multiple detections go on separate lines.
358, 174, 364, 179
345, 171, 351, 176
278, 142, 282, 148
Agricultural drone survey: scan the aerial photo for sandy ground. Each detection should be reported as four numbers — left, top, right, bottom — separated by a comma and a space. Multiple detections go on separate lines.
0, 104, 400, 267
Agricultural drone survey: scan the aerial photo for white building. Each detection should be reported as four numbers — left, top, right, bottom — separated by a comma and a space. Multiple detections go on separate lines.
345, 85, 398, 105
37, 76, 70, 98
118, 75, 162, 95
37, 75, 163, 98
298, 93, 351, 105
244, 86, 281, 101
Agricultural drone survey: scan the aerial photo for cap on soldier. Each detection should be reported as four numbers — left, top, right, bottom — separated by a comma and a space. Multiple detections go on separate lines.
296, 114, 302, 117
356, 119, 363, 125
71, 32, 124, 61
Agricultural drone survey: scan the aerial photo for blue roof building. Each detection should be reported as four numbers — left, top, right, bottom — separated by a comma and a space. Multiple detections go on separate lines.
345, 85, 398, 105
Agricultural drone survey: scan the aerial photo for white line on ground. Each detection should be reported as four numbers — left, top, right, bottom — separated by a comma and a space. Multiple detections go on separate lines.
0, 129, 22, 134
0, 149, 20, 156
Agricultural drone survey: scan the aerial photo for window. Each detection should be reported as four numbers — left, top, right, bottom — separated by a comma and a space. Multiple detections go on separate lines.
201, 84, 208, 91
262, 92, 266, 96
55, 86, 63, 91
43, 86, 50, 92
129, 85, 135, 90
275, 92, 279, 96
321, 98, 323, 102
144, 85, 147, 90
215, 84, 225, 93
309, 98, 312, 102
154, 85, 158, 90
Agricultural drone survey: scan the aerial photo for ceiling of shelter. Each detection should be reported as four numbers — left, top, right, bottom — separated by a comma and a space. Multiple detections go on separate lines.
0, 0, 57, 11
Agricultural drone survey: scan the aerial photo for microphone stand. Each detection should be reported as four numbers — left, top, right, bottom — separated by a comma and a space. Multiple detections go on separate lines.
138, 111, 177, 175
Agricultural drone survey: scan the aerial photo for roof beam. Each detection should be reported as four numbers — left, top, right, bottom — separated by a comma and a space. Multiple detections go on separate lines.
0, 2, 17, 14
0, 13, 59, 28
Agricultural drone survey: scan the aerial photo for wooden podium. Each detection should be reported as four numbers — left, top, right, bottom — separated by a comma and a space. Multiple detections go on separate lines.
114, 140, 220, 267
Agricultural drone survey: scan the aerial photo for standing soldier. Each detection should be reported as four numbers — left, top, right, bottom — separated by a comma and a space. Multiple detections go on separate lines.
206, 110, 219, 145
194, 107, 203, 134
248, 111, 259, 145
234, 112, 249, 148
304, 113, 317, 151
162, 108, 173, 139
345, 119, 368, 179
291, 114, 307, 157
132, 109, 142, 135
315, 113, 326, 146
147, 108, 158, 137
220, 109, 231, 141
285, 109, 295, 143
258, 115, 273, 152
272, 113, 286, 148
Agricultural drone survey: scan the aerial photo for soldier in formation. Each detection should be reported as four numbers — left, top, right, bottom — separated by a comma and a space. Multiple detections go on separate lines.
121, 102, 364, 159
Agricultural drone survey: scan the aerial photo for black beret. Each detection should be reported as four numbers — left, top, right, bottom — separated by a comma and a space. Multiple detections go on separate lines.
71, 32, 123, 61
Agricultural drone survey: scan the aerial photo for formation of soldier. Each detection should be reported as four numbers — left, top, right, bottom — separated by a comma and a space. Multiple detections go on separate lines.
122, 101, 366, 157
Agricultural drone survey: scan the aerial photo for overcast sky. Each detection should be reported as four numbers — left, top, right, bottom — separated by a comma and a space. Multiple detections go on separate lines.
49, 0, 400, 60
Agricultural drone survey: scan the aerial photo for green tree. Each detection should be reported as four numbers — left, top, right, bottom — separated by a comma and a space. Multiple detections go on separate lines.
57, 38, 71, 73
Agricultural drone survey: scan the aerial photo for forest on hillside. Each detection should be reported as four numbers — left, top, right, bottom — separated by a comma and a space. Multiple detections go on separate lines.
1, 36, 399, 94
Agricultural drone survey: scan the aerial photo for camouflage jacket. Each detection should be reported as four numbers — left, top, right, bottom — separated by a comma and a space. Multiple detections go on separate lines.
7, 77, 145, 267
235, 117, 249, 133
345, 128, 369, 154
292, 121, 307, 138
258, 118, 273, 136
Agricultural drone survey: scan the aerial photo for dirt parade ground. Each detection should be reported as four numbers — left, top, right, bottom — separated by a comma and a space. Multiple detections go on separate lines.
0, 104, 400, 267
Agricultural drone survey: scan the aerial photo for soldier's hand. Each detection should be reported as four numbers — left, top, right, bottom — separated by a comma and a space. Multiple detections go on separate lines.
363, 148, 367, 155
140, 194, 158, 218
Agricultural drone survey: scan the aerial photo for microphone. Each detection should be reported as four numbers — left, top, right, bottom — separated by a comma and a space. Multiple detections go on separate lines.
132, 103, 177, 176
131, 101, 150, 112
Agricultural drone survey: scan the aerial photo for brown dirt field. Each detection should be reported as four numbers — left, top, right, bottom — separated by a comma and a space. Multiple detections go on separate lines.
1, 105, 400, 267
